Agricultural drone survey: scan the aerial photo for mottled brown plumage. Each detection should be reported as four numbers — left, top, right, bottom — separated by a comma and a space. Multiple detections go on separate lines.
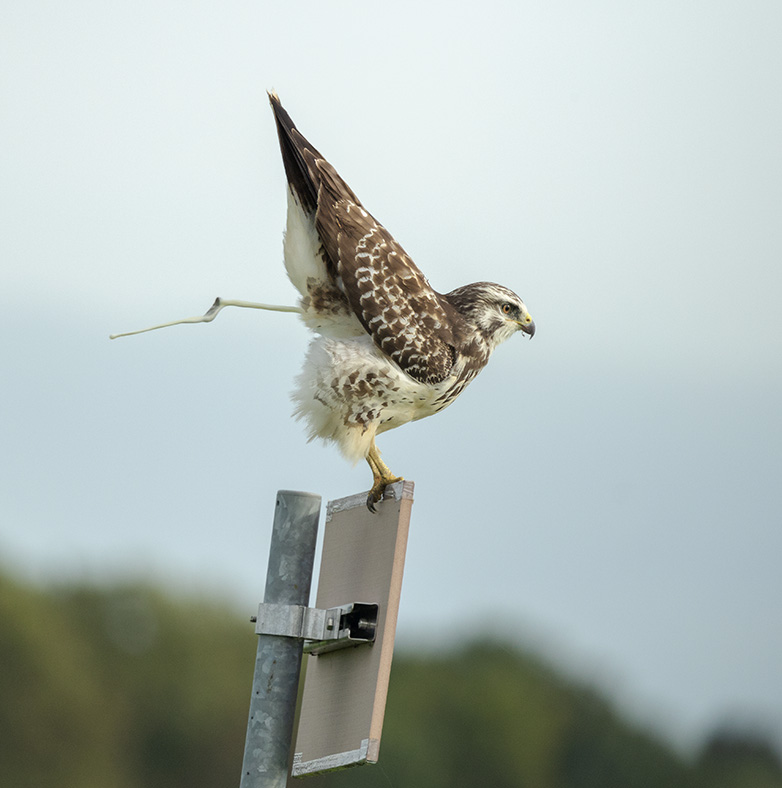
269, 92, 535, 509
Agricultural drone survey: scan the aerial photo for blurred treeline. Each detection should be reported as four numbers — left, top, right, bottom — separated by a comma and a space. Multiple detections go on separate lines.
1, 569, 780, 788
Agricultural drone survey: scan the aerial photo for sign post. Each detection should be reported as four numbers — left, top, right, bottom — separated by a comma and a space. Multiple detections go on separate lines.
239, 490, 322, 788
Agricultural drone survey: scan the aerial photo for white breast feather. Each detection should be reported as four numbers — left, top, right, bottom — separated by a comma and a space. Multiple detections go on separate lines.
292, 335, 456, 464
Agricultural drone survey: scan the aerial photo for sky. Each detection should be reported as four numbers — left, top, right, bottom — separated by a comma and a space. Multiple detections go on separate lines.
2, 0, 781, 753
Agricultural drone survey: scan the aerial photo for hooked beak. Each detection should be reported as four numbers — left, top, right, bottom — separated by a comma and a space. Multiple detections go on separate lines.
517, 314, 535, 338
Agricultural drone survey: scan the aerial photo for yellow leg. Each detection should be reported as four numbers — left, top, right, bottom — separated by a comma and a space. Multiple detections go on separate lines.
365, 439, 404, 512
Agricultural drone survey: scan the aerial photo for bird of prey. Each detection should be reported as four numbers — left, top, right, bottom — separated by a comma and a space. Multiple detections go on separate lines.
267, 92, 535, 510
111, 93, 535, 511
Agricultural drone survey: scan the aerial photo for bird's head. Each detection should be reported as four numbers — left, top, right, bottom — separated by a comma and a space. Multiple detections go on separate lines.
445, 281, 535, 349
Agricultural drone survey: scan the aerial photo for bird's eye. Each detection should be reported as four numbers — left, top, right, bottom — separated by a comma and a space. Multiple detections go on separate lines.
501, 303, 513, 315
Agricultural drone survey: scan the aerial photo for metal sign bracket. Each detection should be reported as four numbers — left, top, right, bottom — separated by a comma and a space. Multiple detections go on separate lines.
253, 601, 378, 655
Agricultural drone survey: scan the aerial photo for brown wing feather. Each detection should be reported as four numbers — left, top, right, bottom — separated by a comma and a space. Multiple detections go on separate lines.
269, 94, 460, 384
315, 159, 458, 384
269, 92, 322, 213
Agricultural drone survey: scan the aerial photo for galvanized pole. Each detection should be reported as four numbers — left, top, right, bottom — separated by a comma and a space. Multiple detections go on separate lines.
240, 490, 321, 788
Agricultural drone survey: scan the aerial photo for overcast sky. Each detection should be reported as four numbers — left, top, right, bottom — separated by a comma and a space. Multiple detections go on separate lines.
2, 0, 781, 753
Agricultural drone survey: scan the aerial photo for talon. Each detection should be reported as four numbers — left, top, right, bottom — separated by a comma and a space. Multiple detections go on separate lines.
366, 479, 386, 513
366, 476, 403, 513
364, 438, 403, 514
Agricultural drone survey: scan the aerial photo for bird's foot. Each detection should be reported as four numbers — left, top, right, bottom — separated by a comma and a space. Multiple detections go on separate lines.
366, 475, 404, 513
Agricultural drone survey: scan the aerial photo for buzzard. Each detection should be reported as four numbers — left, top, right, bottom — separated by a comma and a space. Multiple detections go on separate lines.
111, 93, 535, 511
267, 93, 535, 509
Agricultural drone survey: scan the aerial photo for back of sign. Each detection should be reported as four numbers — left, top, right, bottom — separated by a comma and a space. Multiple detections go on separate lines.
291, 481, 414, 778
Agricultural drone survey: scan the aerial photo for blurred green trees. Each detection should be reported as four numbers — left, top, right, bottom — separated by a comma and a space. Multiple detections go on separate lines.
0, 569, 779, 787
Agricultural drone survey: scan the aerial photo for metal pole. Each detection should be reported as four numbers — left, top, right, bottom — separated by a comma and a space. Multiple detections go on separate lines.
240, 490, 321, 788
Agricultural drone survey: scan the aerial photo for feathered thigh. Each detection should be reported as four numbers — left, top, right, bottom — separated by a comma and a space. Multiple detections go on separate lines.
292, 335, 441, 464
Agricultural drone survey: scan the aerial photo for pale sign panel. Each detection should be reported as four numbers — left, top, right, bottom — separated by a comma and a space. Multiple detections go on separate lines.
290, 481, 414, 778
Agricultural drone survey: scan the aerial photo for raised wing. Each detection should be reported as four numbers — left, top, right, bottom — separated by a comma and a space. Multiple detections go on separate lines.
269, 92, 460, 384
314, 159, 458, 385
